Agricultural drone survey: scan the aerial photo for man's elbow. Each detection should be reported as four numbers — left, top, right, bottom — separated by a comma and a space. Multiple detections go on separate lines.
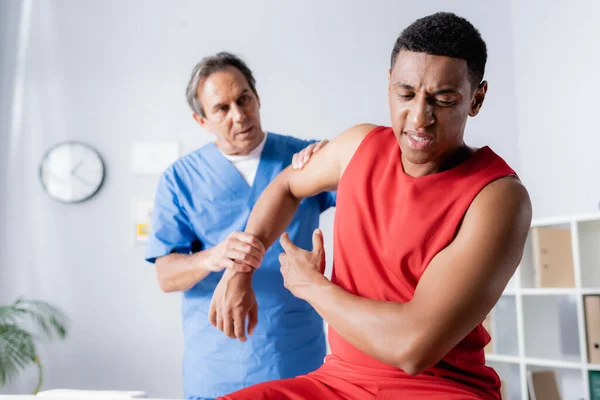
155, 265, 177, 293
276, 168, 302, 201
157, 275, 176, 293
396, 360, 428, 376
392, 336, 438, 376
393, 355, 428, 376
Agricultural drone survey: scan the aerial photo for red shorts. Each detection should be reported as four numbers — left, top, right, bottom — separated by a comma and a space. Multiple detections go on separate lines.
218, 355, 497, 400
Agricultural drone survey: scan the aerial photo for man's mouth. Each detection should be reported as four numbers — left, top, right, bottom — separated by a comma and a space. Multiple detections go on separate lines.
236, 126, 254, 136
404, 131, 434, 150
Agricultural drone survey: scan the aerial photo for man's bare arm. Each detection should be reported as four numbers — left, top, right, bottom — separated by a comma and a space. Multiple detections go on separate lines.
301, 177, 532, 374
245, 124, 375, 248
156, 232, 265, 292
207, 125, 372, 341
156, 252, 212, 292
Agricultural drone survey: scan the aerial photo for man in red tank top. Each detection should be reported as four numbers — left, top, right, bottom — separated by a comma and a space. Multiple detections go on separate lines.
214, 12, 532, 400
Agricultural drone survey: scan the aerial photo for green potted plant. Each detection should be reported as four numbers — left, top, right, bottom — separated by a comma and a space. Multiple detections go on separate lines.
0, 297, 70, 394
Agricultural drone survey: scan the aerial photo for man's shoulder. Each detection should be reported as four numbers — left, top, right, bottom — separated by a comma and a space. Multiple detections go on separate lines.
469, 175, 531, 232
480, 175, 529, 204
339, 123, 380, 142
331, 123, 380, 170
460, 145, 527, 219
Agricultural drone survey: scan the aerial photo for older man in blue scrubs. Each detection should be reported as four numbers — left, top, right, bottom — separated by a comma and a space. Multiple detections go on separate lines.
145, 52, 334, 400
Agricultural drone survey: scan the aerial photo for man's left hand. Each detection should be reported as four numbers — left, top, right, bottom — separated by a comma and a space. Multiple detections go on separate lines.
278, 229, 329, 300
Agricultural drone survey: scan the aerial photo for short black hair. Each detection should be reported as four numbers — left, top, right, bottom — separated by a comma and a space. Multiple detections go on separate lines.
391, 12, 487, 88
186, 52, 258, 117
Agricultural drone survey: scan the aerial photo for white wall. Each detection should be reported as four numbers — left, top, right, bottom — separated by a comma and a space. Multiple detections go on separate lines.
0, 1, 519, 397
511, 0, 600, 219
0, 0, 21, 255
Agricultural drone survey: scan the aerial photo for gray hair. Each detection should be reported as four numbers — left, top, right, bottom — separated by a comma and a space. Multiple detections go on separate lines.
185, 52, 258, 117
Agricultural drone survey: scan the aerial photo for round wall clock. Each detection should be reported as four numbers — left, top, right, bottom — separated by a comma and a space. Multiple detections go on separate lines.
39, 141, 105, 203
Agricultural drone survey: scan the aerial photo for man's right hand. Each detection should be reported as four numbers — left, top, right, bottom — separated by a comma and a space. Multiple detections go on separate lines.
204, 232, 266, 273
209, 269, 258, 342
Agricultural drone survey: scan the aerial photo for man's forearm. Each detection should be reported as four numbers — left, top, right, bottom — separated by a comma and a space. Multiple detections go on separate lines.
228, 172, 302, 285
245, 170, 302, 249
305, 281, 423, 374
155, 251, 212, 292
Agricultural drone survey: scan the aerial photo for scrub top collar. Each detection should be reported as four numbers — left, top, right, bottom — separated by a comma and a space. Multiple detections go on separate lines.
203, 132, 284, 208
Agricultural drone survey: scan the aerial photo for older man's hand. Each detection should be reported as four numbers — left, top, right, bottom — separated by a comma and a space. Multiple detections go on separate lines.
292, 140, 329, 170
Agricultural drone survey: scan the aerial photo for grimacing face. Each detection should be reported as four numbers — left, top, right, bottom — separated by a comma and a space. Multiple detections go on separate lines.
194, 66, 264, 155
388, 50, 487, 174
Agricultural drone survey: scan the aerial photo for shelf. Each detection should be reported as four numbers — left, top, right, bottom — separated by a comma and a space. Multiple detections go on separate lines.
517, 287, 600, 296
524, 357, 582, 369
488, 353, 584, 369
520, 288, 577, 296
588, 363, 600, 371
487, 214, 600, 399
485, 354, 521, 364
581, 288, 600, 295
531, 212, 600, 227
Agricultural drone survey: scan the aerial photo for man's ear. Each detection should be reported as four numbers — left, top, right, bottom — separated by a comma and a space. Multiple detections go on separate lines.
192, 113, 209, 131
469, 80, 488, 117
387, 68, 392, 92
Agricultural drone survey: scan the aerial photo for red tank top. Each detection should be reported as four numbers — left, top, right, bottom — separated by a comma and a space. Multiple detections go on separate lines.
328, 126, 516, 398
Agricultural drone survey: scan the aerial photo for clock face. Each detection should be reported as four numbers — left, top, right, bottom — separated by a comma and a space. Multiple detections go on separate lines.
39, 141, 105, 203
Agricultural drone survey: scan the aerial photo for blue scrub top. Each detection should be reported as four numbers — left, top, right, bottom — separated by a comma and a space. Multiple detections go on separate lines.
145, 133, 335, 399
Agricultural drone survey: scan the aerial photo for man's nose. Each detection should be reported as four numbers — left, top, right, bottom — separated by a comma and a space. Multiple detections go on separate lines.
409, 97, 434, 128
231, 104, 247, 123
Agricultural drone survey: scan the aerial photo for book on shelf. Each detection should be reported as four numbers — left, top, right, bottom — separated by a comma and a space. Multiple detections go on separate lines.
591, 370, 600, 400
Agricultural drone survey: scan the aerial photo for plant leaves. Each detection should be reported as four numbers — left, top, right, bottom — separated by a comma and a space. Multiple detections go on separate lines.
0, 324, 37, 387
3, 299, 70, 341
0, 298, 70, 390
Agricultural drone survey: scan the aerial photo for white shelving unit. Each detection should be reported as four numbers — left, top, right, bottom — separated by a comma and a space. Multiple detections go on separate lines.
485, 213, 600, 400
